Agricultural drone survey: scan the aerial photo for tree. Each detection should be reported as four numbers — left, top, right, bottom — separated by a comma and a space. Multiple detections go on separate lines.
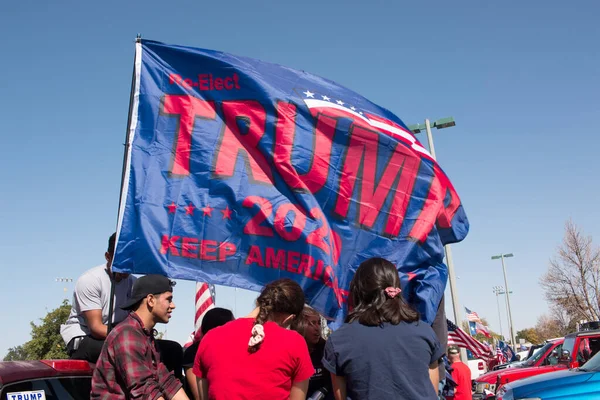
3, 345, 28, 361
3, 300, 71, 361
516, 328, 541, 344
540, 220, 600, 323
535, 310, 574, 340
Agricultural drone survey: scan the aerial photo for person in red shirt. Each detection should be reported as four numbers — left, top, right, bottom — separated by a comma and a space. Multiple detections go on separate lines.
193, 278, 314, 400
446, 346, 472, 400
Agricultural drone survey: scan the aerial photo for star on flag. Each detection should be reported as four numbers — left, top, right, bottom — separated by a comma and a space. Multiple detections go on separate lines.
221, 206, 232, 220
185, 203, 195, 215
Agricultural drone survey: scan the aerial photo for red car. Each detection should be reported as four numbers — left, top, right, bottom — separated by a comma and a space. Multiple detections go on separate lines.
474, 329, 600, 398
472, 338, 564, 398
0, 360, 92, 400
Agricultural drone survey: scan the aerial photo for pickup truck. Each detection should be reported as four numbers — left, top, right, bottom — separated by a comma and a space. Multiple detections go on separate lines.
474, 329, 600, 399
0, 359, 92, 400
472, 338, 563, 398
466, 349, 488, 381
0, 359, 195, 400
496, 351, 600, 400
491, 343, 544, 371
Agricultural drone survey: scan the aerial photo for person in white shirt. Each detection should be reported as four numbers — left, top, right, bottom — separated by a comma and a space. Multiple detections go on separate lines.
60, 233, 135, 362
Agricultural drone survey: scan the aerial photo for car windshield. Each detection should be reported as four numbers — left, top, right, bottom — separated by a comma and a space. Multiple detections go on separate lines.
581, 351, 600, 371
523, 342, 554, 366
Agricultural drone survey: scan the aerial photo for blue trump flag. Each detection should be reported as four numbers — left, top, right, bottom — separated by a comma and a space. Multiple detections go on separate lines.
498, 340, 518, 362
113, 39, 469, 324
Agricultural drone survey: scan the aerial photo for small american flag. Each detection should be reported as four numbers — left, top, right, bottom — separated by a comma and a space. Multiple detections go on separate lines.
465, 307, 482, 323
447, 319, 492, 360
183, 282, 216, 347
496, 346, 506, 364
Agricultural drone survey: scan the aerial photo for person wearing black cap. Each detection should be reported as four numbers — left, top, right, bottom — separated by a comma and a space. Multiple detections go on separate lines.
91, 274, 190, 400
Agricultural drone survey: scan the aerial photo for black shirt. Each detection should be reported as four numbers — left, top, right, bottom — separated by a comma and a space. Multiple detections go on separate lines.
182, 342, 199, 369
308, 339, 333, 398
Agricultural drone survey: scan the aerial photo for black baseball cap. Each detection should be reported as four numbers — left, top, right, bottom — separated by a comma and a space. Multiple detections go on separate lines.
121, 274, 176, 310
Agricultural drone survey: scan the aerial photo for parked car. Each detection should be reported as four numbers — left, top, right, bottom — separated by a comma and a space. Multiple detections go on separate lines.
492, 344, 545, 371
475, 329, 600, 399
472, 338, 564, 398
0, 359, 92, 400
467, 349, 488, 381
496, 350, 600, 400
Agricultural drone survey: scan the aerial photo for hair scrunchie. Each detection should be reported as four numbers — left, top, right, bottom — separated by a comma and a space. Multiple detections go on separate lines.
248, 323, 265, 347
384, 287, 402, 299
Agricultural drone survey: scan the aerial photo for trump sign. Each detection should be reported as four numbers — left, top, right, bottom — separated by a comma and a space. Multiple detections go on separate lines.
113, 40, 469, 323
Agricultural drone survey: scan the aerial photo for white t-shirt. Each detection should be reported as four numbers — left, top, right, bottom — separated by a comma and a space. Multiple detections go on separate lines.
60, 264, 136, 345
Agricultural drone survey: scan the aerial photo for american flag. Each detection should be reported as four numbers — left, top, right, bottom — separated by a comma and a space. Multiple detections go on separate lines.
183, 282, 216, 347
465, 307, 481, 323
496, 346, 506, 364
447, 319, 492, 360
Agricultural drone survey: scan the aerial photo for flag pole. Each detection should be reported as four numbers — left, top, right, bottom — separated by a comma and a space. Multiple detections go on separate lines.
108, 34, 142, 334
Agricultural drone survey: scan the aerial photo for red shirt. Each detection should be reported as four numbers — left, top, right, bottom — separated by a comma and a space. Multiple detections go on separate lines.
448, 361, 472, 400
193, 318, 314, 400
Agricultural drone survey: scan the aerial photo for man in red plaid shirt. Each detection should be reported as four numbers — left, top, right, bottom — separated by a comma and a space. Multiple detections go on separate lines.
91, 274, 189, 400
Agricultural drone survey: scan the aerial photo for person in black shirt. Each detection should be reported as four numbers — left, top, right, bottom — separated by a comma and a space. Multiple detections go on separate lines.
291, 306, 333, 399
182, 308, 234, 400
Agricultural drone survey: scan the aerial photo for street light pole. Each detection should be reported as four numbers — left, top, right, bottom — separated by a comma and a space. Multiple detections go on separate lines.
410, 119, 461, 325
55, 277, 73, 297
408, 117, 464, 359
492, 286, 504, 339
424, 119, 437, 158
492, 253, 516, 348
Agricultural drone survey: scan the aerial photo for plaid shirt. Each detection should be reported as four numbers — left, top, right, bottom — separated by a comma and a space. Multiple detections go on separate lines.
91, 313, 182, 400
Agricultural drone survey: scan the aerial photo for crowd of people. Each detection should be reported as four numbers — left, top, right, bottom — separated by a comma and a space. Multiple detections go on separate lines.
60, 233, 471, 400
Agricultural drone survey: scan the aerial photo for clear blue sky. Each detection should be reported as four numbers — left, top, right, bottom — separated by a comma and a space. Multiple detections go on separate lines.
1, 0, 599, 357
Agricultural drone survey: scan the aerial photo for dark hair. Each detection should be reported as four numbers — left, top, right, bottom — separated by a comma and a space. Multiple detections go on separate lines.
290, 306, 321, 338
248, 278, 305, 353
107, 232, 117, 255
346, 257, 418, 326
201, 307, 234, 335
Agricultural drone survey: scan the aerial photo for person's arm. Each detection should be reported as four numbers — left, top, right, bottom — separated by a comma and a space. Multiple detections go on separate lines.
196, 378, 208, 400
331, 374, 347, 400
289, 379, 309, 400
81, 309, 108, 339
155, 344, 186, 399
75, 277, 107, 339
170, 388, 190, 400
155, 388, 189, 400
428, 361, 439, 393
185, 368, 200, 400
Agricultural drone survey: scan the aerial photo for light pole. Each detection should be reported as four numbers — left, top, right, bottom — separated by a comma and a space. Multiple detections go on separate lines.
492, 253, 516, 347
408, 117, 464, 357
492, 286, 513, 340
408, 118, 461, 324
492, 286, 505, 339
56, 277, 74, 299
